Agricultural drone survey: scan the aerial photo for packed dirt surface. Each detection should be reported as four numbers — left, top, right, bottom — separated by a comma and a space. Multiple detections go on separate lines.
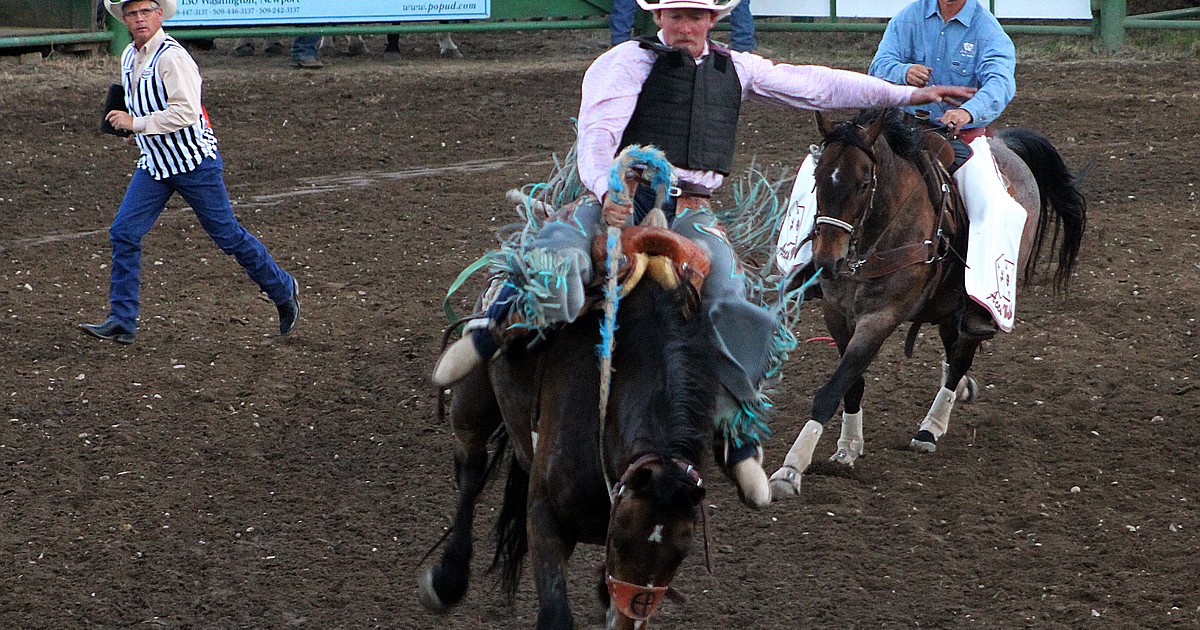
1, 26, 1197, 629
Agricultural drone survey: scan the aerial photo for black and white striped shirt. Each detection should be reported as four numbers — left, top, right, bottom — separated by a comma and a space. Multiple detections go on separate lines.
120, 35, 217, 180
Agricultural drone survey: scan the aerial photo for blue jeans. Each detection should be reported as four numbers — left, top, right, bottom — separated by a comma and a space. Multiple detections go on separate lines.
107, 154, 294, 329
729, 0, 757, 53
291, 35, 320, 61
610, 0, 638, 46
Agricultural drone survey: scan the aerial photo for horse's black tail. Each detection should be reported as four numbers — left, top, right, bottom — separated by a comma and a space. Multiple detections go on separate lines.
996, 128, 1088, 291
489, 432, 528, 604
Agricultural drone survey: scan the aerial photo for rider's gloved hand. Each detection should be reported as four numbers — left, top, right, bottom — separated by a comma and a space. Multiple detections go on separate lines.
602, 193, 633, 227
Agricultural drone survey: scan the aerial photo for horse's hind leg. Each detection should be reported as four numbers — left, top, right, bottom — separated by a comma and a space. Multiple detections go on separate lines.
910, 323, 981, 452
419, 368, 503, 612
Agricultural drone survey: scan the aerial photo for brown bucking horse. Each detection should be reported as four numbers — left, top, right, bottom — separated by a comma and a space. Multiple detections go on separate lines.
768, 108, 1086, 500
419, 225, 720, 628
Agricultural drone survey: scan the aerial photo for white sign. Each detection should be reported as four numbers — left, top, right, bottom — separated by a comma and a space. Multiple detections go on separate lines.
166, 0, 491, 27
752, 0, 1090, 20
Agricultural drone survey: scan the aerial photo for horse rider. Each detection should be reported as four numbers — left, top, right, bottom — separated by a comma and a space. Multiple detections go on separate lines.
432, 0, 975, 508
82, 0, 299, 344
785, 0, 1017, 337
869, 0, 1020, 336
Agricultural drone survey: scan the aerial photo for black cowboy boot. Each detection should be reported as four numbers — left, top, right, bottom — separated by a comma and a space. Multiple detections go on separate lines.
80, 317, 136, 344
959, 302, 998, 338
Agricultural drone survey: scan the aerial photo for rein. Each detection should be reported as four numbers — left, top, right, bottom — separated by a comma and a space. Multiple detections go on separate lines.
604, 453, 713, 621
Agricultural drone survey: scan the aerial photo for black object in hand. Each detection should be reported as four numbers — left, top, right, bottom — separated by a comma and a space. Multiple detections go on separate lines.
100, 83, 132, 137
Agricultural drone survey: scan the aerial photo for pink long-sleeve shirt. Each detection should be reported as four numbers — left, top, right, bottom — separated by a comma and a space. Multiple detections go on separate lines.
577, 34, 919, 199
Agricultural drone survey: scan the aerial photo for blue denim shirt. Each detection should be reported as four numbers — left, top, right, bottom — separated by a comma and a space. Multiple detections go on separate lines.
868, 0, 1016, 128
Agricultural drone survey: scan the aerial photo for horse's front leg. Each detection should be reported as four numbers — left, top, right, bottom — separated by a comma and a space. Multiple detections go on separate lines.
527, 487, 576, 629
419, 369, 502, 612
770, 313, 897, 500
825, 313, 867, 467
910, 322, 984, 452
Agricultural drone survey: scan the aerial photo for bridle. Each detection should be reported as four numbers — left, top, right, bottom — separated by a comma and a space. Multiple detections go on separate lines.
604, 453, 712, 621
811, 126, 955, 281
811, 133, 879, 276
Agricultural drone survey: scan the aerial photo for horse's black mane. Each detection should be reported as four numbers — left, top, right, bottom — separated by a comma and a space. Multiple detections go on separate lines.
826, 108, 924, 163
617, 279, 714, 474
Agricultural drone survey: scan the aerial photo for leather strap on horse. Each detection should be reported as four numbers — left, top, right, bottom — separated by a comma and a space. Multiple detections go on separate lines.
605, 454, 715, 576
857, 148, 962, 281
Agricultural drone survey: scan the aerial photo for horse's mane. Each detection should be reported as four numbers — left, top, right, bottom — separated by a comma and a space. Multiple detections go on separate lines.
826, 108, 924, 164
616, 278, 715, 476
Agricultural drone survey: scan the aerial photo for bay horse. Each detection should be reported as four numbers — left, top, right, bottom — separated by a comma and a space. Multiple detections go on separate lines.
769, 108, 1086, 500
419, 226, 718, 628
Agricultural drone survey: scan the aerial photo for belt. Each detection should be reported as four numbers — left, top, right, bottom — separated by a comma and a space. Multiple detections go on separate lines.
674, 180, 713, 198
632, 167, 714, 198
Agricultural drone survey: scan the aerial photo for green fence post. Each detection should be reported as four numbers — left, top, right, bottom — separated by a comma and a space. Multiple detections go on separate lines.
1095, 0, 1126, 51
107, 10, 130, 55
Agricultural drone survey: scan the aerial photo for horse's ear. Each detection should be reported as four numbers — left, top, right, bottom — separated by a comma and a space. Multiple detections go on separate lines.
627, 466, 656, 494
863, 112, 885, 145
815, 110, 834, 138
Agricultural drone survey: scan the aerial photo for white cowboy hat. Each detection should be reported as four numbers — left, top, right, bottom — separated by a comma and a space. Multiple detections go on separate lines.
636, 0, 743, 20
104, 0, 177, 21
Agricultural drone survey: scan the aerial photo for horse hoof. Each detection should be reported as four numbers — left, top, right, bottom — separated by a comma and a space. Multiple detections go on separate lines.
909, 430, 938, 453
829, 448, 857, 466
418, 568, 450, 613
419, 564, 469, 613
958, 377, 979, 404
829, 440, 863, 465
768, 466, 802, 501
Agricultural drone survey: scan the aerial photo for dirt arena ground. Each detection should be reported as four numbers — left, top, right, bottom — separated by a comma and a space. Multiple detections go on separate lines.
1, 23, 1197, 629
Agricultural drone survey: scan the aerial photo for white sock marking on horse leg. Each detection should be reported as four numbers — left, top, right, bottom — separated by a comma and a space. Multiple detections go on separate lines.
919, 387, 957, 439
833, 410, 865, 464
647, 524, 663, 543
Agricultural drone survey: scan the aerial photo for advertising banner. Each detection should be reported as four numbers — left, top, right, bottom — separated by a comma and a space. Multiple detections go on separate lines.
165, 0, 491, 27
751, 0, 1090, 19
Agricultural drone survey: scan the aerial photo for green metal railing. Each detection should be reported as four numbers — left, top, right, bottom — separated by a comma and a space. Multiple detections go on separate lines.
2, 0, 1199, 54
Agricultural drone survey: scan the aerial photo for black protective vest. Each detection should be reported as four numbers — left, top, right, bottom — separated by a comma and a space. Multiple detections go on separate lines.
619, 37, 742, 175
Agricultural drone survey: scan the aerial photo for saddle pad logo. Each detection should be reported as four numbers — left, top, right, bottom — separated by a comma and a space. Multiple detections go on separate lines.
984, 254, 1016, 322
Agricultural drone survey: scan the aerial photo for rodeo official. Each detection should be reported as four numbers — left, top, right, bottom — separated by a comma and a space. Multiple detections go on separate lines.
81, 0, 299, 345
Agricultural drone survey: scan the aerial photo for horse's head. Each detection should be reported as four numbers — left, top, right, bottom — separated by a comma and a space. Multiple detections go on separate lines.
810, 110, 885, 275
604, 455, 706, 625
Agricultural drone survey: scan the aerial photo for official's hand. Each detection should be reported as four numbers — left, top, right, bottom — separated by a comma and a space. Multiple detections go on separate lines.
939, 108, 974, 137
909, 85, 976, 107
905, 64, 932, 87
105, 110, 134, 132
602, 194, 632, 227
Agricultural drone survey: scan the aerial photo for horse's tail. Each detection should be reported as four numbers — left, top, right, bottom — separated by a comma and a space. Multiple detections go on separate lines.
489, 430, 528, 603
996, 128, 1088, 291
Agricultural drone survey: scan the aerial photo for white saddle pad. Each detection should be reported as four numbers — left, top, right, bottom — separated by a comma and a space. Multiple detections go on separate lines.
775, 154, 817, 275
955, 136, 1029, 333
